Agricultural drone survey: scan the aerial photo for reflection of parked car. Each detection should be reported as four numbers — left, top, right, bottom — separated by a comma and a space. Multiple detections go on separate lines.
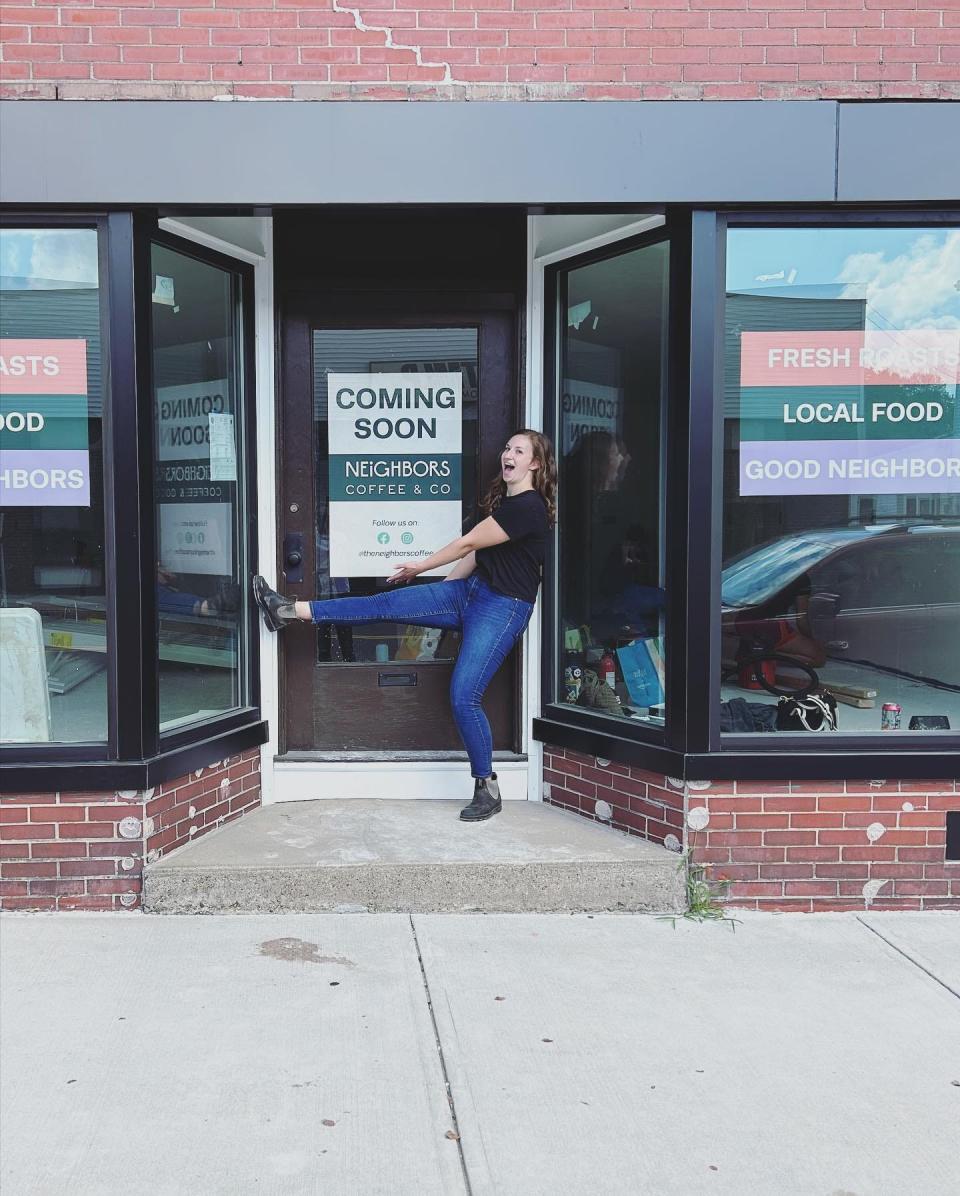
721, 523, 960, 689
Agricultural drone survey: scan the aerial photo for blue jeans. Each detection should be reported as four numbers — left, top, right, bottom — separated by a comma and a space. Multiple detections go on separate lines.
309, 575, 533, 778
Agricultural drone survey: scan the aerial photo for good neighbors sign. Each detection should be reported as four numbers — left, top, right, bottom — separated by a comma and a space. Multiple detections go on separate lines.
0, 339, 91, 506
328, 372, 462, 577
738, 329, 960, 496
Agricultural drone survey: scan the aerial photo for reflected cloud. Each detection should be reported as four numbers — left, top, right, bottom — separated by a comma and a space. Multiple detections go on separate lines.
837, 230, 960, 330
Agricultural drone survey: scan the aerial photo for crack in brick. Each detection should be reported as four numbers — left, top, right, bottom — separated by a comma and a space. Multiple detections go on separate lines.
332, 0, 455, 84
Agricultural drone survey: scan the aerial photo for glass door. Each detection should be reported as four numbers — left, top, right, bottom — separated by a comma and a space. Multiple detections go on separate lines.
150, 238, 252, 736
552, 236, 671, 731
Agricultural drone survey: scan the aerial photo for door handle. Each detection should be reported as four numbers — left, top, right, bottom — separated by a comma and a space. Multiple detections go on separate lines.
282, 532, 305, 584
827, 640, 849, 651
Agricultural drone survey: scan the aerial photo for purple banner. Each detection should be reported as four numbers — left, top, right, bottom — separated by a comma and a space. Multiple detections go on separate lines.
740, 438, 960, 496
0, 449, 91, 507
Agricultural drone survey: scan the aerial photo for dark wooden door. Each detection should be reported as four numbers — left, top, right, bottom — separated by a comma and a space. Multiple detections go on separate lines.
278, 306, 518, 755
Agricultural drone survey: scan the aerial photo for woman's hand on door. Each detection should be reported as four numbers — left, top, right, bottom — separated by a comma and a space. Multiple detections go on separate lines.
388, 520, 507, 585
388, 563, 422, 585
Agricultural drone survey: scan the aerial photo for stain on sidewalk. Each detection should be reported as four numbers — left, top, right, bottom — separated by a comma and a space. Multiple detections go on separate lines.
258, 938, 357, 968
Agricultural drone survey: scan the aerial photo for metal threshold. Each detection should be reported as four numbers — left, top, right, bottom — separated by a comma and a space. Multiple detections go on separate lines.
277, 751, 528, 764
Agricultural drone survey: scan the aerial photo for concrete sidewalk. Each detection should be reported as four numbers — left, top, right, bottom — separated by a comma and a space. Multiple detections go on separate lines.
1, 911, 958, 1196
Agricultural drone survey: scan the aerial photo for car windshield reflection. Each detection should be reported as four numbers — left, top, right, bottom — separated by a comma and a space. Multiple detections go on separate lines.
721, 528, 881, 608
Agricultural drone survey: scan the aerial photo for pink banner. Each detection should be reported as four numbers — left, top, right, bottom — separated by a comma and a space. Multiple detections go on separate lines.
0, 339, 88, 395
740, 330, 960, 388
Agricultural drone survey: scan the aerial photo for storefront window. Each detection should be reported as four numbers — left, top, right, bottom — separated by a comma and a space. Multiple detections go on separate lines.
721, 225, 960, 735
0, 226, 108, 744
151, 242, 249, 733
555, 239, 669, 729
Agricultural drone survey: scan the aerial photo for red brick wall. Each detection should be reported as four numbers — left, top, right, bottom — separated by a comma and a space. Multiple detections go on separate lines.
1, 2, 956, 101
543, 747, 960, 911
544, 747, 686, 845
0, 749, 260, 910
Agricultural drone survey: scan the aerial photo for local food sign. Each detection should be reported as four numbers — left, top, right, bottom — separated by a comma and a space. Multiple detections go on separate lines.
328, 372, 462, 577
0, 339, 90, 506
738, 329, 960, 495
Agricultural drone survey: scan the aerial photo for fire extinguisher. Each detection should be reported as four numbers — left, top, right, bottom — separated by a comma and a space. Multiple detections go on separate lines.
600, 649, 616, 690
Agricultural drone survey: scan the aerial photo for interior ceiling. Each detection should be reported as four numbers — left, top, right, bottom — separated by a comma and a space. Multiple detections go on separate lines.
532, 213, 663, 260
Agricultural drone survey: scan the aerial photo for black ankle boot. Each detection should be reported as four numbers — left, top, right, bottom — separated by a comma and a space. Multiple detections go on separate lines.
252, 574, 299, 632
459, 774, 501, 822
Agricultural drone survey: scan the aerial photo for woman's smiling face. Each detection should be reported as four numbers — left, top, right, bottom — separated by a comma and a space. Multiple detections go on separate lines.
501, 435, 539, 490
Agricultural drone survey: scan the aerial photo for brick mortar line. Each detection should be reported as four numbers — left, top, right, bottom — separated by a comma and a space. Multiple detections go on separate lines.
331, 0, 455, 84
856, 914, 960, 1002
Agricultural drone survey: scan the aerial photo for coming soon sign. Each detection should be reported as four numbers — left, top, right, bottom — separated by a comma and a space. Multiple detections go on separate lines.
327, 372, 463, 578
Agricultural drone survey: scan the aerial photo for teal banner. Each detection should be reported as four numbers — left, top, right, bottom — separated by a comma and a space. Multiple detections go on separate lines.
739, 384, 958, 443
0, 394, 90, 451
329, 453, 462, 502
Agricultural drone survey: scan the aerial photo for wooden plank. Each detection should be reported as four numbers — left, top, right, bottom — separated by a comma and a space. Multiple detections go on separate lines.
832, 692, 876, 709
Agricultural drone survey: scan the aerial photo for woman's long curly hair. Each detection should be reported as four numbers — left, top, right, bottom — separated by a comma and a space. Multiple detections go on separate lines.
479, 429, 557, 528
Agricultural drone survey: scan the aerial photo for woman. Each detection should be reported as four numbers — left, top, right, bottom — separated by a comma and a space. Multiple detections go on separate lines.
253, 429, 557, 823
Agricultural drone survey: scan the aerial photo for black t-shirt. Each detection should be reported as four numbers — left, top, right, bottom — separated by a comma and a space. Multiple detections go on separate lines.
474, 490, 549, 603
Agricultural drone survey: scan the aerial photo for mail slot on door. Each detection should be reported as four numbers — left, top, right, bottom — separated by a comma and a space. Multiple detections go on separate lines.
378, 672, 417, 688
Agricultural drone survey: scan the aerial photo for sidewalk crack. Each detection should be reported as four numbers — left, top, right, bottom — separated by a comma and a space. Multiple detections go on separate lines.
856, 916, 960, 1003
409, 914, 473, 1196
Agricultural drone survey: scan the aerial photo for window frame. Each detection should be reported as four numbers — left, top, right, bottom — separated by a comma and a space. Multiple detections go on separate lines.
535, 206, 960, 780
0, 211, 265, 792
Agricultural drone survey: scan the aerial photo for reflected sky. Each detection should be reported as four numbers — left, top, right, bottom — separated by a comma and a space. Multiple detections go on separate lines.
727, 227, 960, 332
0, 228, 99, 291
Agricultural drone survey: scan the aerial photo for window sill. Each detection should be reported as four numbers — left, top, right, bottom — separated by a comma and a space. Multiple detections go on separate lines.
534, 714, 679, 777
0, 720, 268, 795
533, 715, 960, 782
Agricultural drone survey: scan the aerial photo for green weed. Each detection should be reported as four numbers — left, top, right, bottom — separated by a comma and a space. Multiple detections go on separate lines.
660, 846, 741, 931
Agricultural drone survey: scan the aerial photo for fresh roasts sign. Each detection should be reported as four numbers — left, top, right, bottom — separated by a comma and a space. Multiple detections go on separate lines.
0, 339, 90, 506
328, 372, 463, 577
738, 329, 960, 495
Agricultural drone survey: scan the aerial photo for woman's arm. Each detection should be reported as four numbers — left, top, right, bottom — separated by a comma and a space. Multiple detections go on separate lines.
388, 517, 508, 584
444, 551, 477, 582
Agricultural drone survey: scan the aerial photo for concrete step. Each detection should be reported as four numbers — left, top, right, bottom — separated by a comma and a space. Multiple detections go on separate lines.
143, 800, 687, 914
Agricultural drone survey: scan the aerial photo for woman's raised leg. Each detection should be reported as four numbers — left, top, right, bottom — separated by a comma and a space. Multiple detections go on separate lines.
253, 573, 467, 633
307, 581, 466, 630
